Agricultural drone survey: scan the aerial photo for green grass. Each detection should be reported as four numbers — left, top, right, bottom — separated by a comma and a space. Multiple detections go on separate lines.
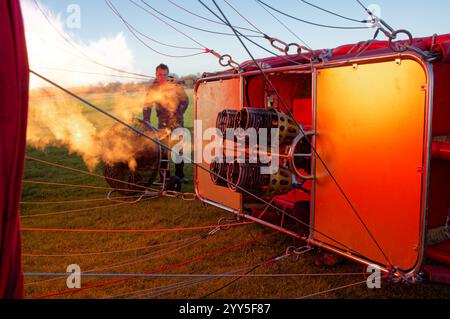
21, 91, 450, 299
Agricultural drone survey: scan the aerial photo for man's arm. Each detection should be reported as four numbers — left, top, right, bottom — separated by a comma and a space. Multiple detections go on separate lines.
173, 89, 189, 128
179, 89, 189, 114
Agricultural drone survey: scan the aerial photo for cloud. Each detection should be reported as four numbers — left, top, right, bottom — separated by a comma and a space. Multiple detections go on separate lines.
21, 0, 145, 88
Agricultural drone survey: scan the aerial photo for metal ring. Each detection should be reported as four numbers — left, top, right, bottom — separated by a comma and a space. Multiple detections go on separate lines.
219, 54, 232, 67
388, 29, 413, 53
286, 43, 301, 55
270, 38, 289, 54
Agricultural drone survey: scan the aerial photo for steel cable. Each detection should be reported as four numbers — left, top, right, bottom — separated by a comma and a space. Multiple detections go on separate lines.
167, 0, 260, 35
257, 0, 370, 30
299, 0, 368, 24
23, 236, 198, 258
25, 156, 159, 192
106, 0, 207, 58
254, 0, 312, 50
297, 279, 368, 299
137, 0, 263, 38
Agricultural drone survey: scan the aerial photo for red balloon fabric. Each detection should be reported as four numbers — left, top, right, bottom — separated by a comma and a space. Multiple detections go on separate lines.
0, 0, 29, 299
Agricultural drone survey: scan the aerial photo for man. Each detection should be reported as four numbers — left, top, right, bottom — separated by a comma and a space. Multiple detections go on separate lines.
143, 63, 189, 183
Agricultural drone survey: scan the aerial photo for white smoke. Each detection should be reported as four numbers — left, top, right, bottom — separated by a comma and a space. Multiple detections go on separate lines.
20, 0, 144, 88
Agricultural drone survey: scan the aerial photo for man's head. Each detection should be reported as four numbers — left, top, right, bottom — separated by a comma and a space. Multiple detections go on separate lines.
155, 63, 169, 84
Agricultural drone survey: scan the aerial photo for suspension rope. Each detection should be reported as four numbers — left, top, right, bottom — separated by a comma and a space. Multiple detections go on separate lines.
36, 67, 152, 81
223, 0, 313, 57
25, 272, 365, 278
354, 1, 426, 56
104, 265, 254, 299
201, 263, 266, 299
32, 0, 153, 79
254, 0, 312, 50
257, 0, 370, 30
223, 0, 265, 35
198, 248, 305, 299
297, 279, 368, 299
299, 0, 368, 24
25, 156, 159, 192
166, 0, 260, 35
104, 2, 204, 50
80, 239, 204, 275
20, 201, 140, 219
210, 0, 393, 266
20, 195, 143, 205
30, 231, 277, 298
20, 221, 253, 233
25, 217, 243, 287
198, 1, 307, 66
163, 250, 310, 298
136, 0, 262, 38
200, 247, 311, 298
29, 69, 377, 264
26, 236, 203, 287
355, 0, 372, 14
105, 0, 207, 58
129, 0, 208, 48
22, 236, 199, 257
123, 277, 222, 299
120, 20, 204, 51
22, 180, 146, 193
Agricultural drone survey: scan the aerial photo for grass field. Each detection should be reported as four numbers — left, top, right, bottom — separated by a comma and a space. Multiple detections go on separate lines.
21, 90, 450, 299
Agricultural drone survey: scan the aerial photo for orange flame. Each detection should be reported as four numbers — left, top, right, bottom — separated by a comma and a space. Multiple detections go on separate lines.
27, 83, 186, 172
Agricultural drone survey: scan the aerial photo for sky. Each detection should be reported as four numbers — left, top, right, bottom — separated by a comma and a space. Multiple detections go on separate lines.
21, 0, 450, 87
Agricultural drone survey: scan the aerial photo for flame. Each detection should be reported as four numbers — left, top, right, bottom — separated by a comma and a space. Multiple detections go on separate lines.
27, 89, 100, 170
99, 122, 170, 172
143, 82, 188, 127
27, 83, 186, 172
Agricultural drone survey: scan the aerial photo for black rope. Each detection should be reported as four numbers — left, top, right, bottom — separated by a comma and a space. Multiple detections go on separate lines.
223, 0, 265, 35
200, 264, 262, 298
198, 1, 306, 67
299, 0, 368, 24
201, 245, 295, 299
106, 1, 204, 50
355, 0, 373, 15
129, 0, 210, 49
167, 0, 261, 35
138, 0, 263, 38
36, 67, 152, 81
254, 0, 312, 50
210, 0, 393, 266
106, 0, 206, 58
119, 20, 204, 51
257, 0, 370, 30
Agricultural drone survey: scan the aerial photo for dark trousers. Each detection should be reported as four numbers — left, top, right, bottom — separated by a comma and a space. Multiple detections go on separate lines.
168, 147, 185, 180
144, 107, 185, 180
161, 156, 184, 180
175, 160, 184, 179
